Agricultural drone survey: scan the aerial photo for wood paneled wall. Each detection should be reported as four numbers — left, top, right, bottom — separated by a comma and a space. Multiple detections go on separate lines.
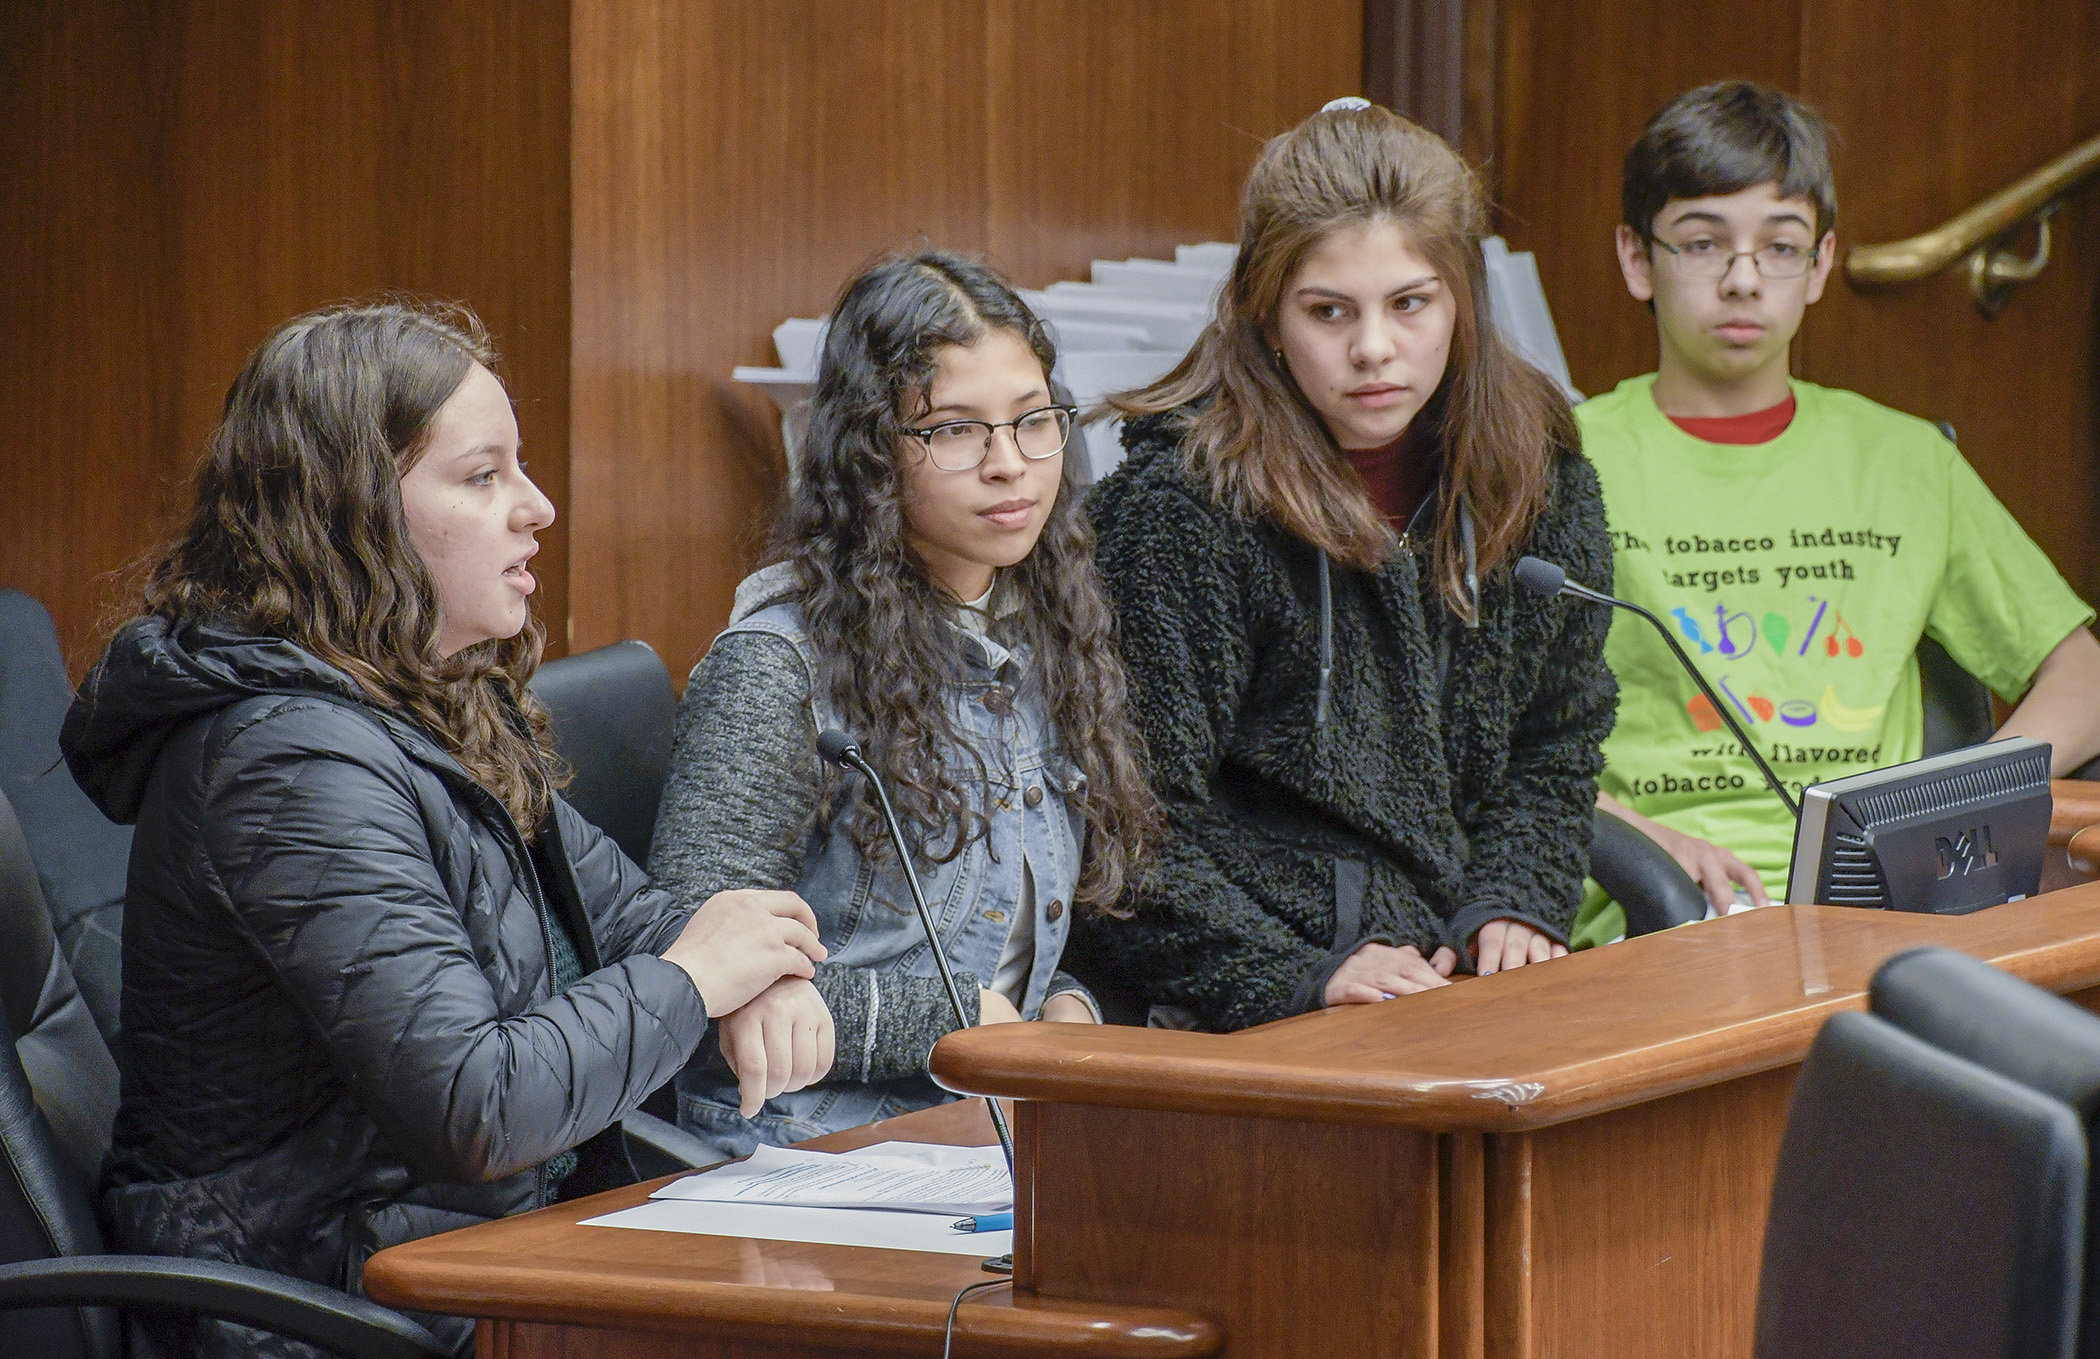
568, 0, 1363, 677
1482, 0, 2100, 599
0, 0, 571, 672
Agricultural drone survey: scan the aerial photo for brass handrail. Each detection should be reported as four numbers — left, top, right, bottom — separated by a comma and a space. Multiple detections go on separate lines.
1845, 131, 2100, 307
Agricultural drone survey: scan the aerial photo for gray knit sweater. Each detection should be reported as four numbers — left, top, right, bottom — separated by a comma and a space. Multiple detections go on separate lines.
648, 628, 1090, 1082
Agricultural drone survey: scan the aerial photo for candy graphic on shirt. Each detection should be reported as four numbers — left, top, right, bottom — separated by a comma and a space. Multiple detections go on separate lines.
1671, 607, 1714, 653
1763, 612, 1791, 656
1686, 693, 1722, 732
1779, 700, 1818, 727
1819, 685, 1885, 733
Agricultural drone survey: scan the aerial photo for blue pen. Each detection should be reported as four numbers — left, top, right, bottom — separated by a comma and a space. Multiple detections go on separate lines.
951, 1212, 1014, 1233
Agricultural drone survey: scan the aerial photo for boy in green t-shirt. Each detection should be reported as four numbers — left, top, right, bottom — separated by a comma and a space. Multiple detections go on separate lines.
1573, 81, 2100, 946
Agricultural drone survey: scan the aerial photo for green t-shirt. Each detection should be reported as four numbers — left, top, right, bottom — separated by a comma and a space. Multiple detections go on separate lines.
1571, 375, 2093, 946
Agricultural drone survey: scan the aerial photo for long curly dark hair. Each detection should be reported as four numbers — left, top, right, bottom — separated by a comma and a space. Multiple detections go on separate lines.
133, 300, 561, 833
776, 252, 1157, 911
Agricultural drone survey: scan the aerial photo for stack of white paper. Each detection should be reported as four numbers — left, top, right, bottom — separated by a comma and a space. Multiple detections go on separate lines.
649, 1141, 1011, 1215
581, 1141, 1015, 1256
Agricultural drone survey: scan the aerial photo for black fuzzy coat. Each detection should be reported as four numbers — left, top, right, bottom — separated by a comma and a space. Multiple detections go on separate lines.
1065, 414, 1617, 1032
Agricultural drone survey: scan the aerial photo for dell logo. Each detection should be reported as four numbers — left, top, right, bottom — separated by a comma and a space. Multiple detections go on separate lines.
1935, 826, 2000, 880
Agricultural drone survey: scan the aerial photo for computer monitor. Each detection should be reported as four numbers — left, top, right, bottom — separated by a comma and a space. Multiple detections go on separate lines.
1785, 737, 2053, 913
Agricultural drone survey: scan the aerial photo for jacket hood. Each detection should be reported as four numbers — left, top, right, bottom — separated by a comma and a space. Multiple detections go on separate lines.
62, 617, 374, 824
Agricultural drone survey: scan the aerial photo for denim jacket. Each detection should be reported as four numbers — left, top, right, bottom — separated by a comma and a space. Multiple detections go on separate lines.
674, 571, 1086, 1156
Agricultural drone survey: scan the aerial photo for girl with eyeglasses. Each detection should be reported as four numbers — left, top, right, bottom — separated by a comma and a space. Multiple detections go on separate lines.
650, 252, 1158, 1159
1063, 102, 1615, 1032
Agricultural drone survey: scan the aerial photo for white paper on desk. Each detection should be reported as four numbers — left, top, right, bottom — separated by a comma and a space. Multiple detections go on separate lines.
648, 1141, 1012, 1215
583, 1198, 1013, 1257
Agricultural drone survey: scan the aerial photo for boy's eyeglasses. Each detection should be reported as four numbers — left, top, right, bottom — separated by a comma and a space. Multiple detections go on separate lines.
906, 405, 1077, 472
1651, 238, 1820, 280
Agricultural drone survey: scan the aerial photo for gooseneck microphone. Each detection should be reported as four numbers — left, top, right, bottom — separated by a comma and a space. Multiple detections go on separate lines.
1515, 556, 1800, 819
815, 729, 1016, 1178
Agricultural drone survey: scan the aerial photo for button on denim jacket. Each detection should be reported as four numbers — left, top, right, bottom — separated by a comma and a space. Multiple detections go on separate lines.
676, 584, 1085, 1155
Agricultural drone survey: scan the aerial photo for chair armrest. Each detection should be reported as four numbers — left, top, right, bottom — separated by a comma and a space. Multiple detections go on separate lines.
1588, 808, 1709, 937
0, 1256, 448, 1359
621, 1108, 726, 1178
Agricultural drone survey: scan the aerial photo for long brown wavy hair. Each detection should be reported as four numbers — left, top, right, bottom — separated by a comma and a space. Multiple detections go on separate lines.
135, 301, 560, 833
1110, 102, 1575, 615
777, 252, 1158, 912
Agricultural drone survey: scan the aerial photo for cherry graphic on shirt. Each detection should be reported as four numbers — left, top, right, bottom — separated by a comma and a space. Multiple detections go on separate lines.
1824, 609, 1865, 659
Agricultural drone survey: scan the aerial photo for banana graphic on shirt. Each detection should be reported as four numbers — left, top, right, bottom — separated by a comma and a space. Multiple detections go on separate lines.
1818, 685, 1885, 733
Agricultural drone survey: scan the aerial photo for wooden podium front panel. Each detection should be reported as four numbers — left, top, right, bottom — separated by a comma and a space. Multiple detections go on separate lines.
1020, 1102, 1442, 1357
1485, 1066, 1796, 1359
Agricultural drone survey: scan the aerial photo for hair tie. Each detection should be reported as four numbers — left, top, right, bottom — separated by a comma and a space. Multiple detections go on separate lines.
1322, 96, 1372, 112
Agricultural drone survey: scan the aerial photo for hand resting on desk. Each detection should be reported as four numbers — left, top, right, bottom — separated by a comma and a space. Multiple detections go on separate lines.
1472, 919, 1569, 975
1326, 942, 1457, 1005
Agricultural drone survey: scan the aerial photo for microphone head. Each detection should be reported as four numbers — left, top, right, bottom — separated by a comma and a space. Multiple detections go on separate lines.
815, 729, 860, 766
1514, 556, 1568, 599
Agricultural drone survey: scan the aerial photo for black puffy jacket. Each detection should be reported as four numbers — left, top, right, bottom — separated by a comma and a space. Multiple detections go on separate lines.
62, 618, 710, 1358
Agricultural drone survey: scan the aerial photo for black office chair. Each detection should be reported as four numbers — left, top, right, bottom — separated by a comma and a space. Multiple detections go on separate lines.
1587, 809, 1707, 936
0, 590, 130, 1046
526, 641, 718, 1172
0, 790, 449, 1359
1755, 1009, 2086, 1359
528, 639, 678, 866
1871, 946, 2100, 1359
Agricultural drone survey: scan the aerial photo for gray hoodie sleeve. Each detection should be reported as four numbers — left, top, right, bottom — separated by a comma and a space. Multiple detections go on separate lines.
647, 631, 981, 1084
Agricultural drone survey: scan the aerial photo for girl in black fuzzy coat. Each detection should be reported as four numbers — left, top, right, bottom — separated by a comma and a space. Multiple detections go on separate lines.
1066, 101, 1618, 1032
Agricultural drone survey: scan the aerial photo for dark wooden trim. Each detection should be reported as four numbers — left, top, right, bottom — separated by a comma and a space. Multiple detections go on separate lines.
1362, 0, 1468, 145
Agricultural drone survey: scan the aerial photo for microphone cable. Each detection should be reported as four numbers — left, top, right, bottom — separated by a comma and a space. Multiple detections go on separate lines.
1515, 555, 1799, 819
814, 728, 1018, 1176
944, 1277, 1014, 1358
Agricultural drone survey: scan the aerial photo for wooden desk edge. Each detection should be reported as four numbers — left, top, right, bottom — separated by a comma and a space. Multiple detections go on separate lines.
933, 893, 2100, 1131
362, 1248, 1220, 1355
2054, 778, 2100, 846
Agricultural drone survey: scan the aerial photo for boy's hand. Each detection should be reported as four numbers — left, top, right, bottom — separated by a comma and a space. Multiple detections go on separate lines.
1598, 792, 1771, 913
1325, 941, 1457, 1006
1641, 819, 1770, 912
719, 978, 835, 1118
1472, 919, 1570, 975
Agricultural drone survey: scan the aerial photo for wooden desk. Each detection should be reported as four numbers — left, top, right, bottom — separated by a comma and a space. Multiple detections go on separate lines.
370, 879, 2100, 1358
2052, 779, 2100, 885
934, 882, 2100, 1359
364, 1098, 1220, 1357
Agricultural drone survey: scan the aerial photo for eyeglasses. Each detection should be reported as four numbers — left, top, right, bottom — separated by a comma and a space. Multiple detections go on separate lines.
1651, 237, 1820, 280
905, 405, 1077, 472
